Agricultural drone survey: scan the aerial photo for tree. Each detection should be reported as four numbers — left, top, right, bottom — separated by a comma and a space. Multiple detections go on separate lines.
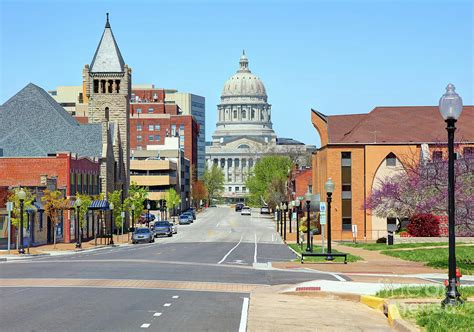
108, 190, 124, 230
124, 182, 148, 227
76, 193, 92, 231
246, 155, 293, 208
166, 188, 181, 221
191, 179, 207, 207
42, 190, 70, 248
203, 164, 225, 204
367, 152, 473, 236
8, 187, 34, 250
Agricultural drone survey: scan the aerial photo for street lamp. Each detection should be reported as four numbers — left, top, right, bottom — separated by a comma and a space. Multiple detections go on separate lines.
304, 191, 312, 252
18, 189, 26, 254
325, 178, 335, 261
295, 199, 300, 244
109, 202, 115, 245
75, 198, 82, 249
439, 83, 463, 306
276, 204, 280, 233
289, 200, 295, 233
131, 204, 135, 232
282, 202, 288, 241
147, 201, 151, 226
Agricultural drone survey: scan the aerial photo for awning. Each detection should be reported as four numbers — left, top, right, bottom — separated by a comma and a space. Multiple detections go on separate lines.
89, 200, 110, 210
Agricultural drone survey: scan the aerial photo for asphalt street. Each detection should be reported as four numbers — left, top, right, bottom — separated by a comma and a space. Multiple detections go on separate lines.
0, 207, 339, 331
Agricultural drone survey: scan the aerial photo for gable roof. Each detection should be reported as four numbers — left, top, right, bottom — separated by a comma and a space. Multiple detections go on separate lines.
90, 17, 125, 73
326, 106, 474, 144
0, 83, 102, 158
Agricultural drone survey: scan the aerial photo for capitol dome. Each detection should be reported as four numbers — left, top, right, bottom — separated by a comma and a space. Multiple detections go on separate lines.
221, 51, 267, 99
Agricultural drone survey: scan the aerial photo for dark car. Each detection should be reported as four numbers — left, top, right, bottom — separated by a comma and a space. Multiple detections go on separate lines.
235, 203, 244, 212
153, 221, 173, 237
179, 214, 192, 225
132, 228, 154, 244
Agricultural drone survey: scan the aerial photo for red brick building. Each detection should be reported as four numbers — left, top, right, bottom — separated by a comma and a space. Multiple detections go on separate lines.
0, 153, 100, 243
130, 88, 200, 178
290, 167, 313, 200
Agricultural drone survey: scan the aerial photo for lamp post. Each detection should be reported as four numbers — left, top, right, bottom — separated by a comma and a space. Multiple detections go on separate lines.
295, 199, 300, 244
147, 202, 151, 226
325, 178, 335, 261
282, 202, 287, 241
289, 201, 294, 233
276, 204, 280, 233
439, 84, 463, 306
75, 198, 82, 249
131, 204, 135, 232
304, 191, 312, 252
109, 202, 114, 245
18, 189, 26, 254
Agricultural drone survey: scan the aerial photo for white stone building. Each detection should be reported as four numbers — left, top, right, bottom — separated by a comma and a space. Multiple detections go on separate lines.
206, 52, 315, 202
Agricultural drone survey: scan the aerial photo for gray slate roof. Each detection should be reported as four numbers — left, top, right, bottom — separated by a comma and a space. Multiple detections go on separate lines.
0, 83, 102, 158
90, 22, 125, 73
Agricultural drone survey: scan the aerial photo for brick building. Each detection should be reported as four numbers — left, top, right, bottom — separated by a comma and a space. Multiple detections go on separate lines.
311, 105, 474, 241
130, 87, 200, 179
289, 167, 312, 200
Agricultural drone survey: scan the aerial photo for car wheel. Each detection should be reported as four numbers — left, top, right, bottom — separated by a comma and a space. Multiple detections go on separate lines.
168, 233, 173, 237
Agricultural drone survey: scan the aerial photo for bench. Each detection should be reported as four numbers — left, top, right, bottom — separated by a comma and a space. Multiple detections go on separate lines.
301, 252, 348, 264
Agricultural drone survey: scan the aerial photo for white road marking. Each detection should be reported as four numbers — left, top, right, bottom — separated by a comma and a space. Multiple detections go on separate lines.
153, 312, 162, 317
172, 295, 179, 299
253, 232, 258, 264
216, 222, 220, 227
271, 234, 274, 242
140, 323, 151, 328
217, 235, 243, 264
239, 297, 249, 332
163, 303, 171, 307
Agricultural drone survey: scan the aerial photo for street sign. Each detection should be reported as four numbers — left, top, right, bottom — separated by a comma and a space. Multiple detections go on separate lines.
319, 202, 327, 225
6, 202, 13, 212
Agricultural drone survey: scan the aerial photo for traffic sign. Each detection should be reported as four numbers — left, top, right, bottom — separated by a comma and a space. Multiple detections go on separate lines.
320, 202, 327, 225
319, 202, 326, 213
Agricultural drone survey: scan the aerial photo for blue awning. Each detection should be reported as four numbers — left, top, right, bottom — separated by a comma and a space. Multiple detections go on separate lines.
89, 200, 110, 210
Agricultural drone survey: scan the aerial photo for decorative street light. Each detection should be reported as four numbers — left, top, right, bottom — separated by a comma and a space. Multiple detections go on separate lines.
289, 200, 295, 233
282, 202, 288, 241
304, 191, 312, 252
75, 198, 82, 249
18, 189, 26, 254
439, 83, 463, 306
325, 178, 335, 261
109, 202, 115, 245
131, 204, 135, 232
276, 204, 280, 234
295, 199, 300, 244
147, 201, 151, 226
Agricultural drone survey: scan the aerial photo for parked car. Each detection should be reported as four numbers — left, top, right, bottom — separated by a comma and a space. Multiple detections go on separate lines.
186, 209, 196, 220
179, 214, 192, 225
260, 206, 270, 214
169, 222, 178, 234
182, 211, 194, 222
235, 203, 244, 212
153, 221, 173, 237
241, 206, 251, 216
132, 228, 154, 244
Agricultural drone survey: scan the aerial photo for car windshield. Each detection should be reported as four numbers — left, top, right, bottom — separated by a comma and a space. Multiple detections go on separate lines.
155, 222, 169, 227
135, 228, 150, 234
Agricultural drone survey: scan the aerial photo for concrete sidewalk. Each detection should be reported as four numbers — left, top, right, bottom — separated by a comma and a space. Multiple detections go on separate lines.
247, 285, 392, 332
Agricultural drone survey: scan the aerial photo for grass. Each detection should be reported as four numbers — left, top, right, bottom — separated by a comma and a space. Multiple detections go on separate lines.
288, 243, 363, 263
340, 242, 464, 251
376, 285, 474, 299
402, 303, 474, 332
381, 246, 474, 275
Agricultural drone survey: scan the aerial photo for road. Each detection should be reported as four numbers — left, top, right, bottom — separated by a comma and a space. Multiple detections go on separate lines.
0, 207, 339, 331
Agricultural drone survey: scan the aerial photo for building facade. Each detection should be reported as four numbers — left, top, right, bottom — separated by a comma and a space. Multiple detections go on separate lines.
206, 51, 315, 202
165, 91, 206, 179
311, 106, 474, 241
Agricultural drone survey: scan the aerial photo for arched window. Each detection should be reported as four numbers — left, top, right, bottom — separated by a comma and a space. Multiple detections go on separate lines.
385, 153, 397, 166
238, 144, 250, 149
105, 107, 109, 121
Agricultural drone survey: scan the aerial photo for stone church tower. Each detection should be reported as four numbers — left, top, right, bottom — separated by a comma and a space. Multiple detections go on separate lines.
83, 13, 131, 197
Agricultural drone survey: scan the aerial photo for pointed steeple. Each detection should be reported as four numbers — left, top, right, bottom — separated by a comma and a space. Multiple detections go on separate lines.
90, 13, 125, 73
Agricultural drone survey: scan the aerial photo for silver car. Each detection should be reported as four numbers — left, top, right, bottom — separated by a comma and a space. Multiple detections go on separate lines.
132, 228, 154, 244
153, 221, 173, 237
241, 206, 251, 216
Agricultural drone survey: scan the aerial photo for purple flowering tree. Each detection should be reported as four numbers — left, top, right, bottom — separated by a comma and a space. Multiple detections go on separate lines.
367, 150, 473, 236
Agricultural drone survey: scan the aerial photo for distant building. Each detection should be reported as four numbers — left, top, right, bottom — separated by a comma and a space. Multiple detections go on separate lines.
311, 105, 474, 241
206, 51, 315, 202
165, 91, 206, 179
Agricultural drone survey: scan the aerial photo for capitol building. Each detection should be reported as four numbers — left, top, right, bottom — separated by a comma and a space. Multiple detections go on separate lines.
206, 51, 315, 202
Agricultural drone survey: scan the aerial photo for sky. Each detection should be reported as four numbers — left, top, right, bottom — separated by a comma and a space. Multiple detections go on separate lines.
1, 0, 473, 146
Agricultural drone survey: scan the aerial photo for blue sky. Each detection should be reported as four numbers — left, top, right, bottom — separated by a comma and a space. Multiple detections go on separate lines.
1, 0, 472, 146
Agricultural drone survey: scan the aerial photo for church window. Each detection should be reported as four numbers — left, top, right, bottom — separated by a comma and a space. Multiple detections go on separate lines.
105, 107, 109, 121
101, 80, 106, 93
93, 80, 99, 93
386, 153, 397, 166
107, 80, 113, 93
115, 80, 120, 93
